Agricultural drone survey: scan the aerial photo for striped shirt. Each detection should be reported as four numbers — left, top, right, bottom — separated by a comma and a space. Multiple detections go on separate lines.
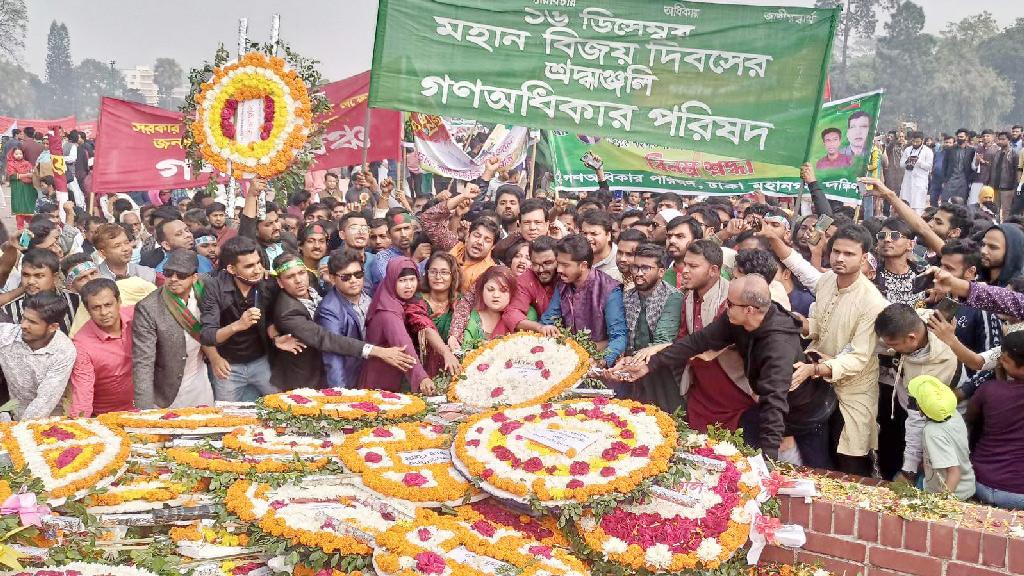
0, 291, 80, 335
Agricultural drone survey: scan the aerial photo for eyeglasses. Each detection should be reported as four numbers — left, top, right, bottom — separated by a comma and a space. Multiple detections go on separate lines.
337, 271, 364, 282
875, 230, 905, 242
428, 269, 452, 278
629, 264, 656, 275
166, 271, 194, 280
725, 299, 747, 309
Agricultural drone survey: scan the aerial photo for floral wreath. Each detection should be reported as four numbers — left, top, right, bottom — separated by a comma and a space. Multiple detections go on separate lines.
451, 398, 677, 505
452, 499, 568, 548
450, 332, 591, 409
99, 407, 258, 432
337, 422, 481, 507
373, 508, 589, 576
575, 433, 763, 573
166, 446, 330, 475
222, 425, 342, 456
1, 418, 131, 500
225, 479, 403, 556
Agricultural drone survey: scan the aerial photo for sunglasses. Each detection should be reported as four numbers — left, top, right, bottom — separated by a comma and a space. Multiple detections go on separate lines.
166, 271, 194, 280
875, 230, 905, 242
337, 271, 365, 282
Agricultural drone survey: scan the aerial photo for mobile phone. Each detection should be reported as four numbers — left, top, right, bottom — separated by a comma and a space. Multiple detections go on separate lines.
911, 271, 935, 294
935, 297, 960, 321
805, 350, 823, 363
18, 230, 31, 250
581, 151, 603, 170
814, 214, 834, 233
857, 181, 868, 198
612, 190, 625, 201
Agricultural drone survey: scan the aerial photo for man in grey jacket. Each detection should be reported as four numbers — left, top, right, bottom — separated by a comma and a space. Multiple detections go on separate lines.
132, 250, 220, 408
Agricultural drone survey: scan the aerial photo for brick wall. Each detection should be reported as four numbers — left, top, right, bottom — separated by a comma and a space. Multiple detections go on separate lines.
763, 492, 1024, 576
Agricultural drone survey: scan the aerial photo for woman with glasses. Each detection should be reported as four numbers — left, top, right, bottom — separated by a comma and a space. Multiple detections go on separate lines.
417, 253, 463, 377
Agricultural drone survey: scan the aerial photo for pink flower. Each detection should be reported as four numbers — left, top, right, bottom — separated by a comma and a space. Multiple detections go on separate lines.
159, 411, 181, 420
491, 446, 514, 461
567, 479, 584, 489
492, 413, 508, 423
530, 346, 545, 353
631, 446, 650, 457
431, 424, 445, 434
522, 457, 544, 473
414, 551, 446, 575
620, 429, 635, 440
417, 527, 432, 542
472, 520, 496, 537
498, 421, 522, 435
569, 461, 590, 476
535, 360, 545, 369
482, 468, 494, 478
350, 402, 380, 412
40, 426, 74, 441
600, 466, 616, 477
541, 369, 551, 379
528, 545, 552, 559
287, 395, 312, 405
371, 427, 394, 438
381, 391, 402, 400
402, 472, 429, 487
321, 388, 343, 396
505, 360, 514, 369
477, 363, 490, 372
363, 452, 383, 463
320, 440, 333, 448
490, 387, 504, 398
466, 439, 480, 447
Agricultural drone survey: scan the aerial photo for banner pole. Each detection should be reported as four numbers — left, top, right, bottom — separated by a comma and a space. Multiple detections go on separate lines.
526, 132, 539, 198
360, 106, 372, 168
396, 112, 406, 198
227, 17, 248, 220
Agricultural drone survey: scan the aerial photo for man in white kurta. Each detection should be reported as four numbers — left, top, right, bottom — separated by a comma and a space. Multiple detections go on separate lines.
899, 132, 934, 213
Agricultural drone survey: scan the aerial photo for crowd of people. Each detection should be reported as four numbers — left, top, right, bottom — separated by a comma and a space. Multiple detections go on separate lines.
3, 124, 1024, 512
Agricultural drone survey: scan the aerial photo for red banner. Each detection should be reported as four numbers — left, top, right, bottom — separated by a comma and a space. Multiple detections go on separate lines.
311, 71, 401, 170
91, 97, 214, 194
76, 121, 97, 139
0, 115, 77, 136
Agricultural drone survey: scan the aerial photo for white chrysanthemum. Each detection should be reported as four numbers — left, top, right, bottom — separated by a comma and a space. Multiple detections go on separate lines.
813, 570, 830, 576
699, 491, 722, 509
686, 433, 708, 445
578, 516, 597, 532
731, 505, 753, 524
696, 538, 723, 563
644, 543, 673, 569
713, 442, 739, 457
399, 557, 416, 570
602, 537, 628, 554
740, 469, 762, 488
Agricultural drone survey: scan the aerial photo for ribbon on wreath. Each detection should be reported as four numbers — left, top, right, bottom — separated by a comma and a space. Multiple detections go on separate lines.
746, 512, 806, 565
1, 493, 50, 527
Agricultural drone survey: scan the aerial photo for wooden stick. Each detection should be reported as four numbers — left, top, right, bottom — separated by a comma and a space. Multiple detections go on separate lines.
526, 131, 539, 199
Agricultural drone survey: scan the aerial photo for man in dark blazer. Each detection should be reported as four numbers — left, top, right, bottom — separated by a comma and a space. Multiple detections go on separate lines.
269, 253, 416, 390
132, 250, 222, 408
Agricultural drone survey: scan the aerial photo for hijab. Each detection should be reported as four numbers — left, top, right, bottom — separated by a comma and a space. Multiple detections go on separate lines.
5, 149, 31, 177
366, 256, 420, 325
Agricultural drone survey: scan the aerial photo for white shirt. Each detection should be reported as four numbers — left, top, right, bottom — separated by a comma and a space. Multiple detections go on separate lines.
169, 291, 213, 408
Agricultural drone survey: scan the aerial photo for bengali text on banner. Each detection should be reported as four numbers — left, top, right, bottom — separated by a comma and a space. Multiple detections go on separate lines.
369, 0, 839, 167
312, 71, 403, 170
549, 90, 884, 203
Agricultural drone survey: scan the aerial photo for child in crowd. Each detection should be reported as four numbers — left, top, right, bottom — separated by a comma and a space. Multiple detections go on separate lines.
907, 375, 975, 500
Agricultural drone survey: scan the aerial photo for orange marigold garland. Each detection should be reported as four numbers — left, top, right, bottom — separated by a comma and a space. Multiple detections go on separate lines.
166, 447, 329, 475
99, 407, 258, 432
223, 425, 342, 456
259, 388, 428, 432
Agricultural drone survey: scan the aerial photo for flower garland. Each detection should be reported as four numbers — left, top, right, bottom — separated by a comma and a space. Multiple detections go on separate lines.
223, 425, 343, 456
451, 398, 677, 505
170, 525, 250, 548
575, 433, 763, 573
261, 388, 427, 426
373, 508, 589, 576
454, 500, 568, 548
337, 422, 480, 507
1, 418, 131, 500
191, 51, 312, 179
225, 480, 400, 556
84, 478, 188, 508
450, 333, 591, 409
165, 447, 329, 475
99, 407, 258, 432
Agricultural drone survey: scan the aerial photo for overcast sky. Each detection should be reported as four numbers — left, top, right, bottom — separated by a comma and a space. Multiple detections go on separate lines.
23, 0, 1024, 81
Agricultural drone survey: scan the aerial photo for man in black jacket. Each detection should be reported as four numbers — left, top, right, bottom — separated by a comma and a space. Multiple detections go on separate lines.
268, 252, 416, 390
612, 274, 836, 465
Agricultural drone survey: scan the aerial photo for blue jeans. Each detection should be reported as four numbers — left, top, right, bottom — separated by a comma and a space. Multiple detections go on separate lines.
211, 356, 278, 402
974, 481, 1024, 510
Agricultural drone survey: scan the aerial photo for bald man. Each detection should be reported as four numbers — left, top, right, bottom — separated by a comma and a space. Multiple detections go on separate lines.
614, 274, 836, 465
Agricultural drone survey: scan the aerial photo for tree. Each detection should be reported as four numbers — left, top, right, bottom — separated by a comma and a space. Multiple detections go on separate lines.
0, 0, 28, 64
815, 0, 897, 99
979, 17, 1024, 124
153, 57, 184, 109
43, 20, 75, 116
0, 60, 42, 116
873, 1, 937, 128
74, 58, 127, 118
123, 88, 147, 104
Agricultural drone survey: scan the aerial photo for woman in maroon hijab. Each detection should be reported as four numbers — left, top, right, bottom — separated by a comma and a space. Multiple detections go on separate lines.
358, 257, 436, 393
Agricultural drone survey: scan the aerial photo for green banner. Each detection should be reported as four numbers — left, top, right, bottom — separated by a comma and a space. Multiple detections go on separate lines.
370, 1, 839, 167
549, 90, 885, 202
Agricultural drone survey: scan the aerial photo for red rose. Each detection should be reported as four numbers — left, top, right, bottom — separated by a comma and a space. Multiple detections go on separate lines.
522, 457, 544, 473
567, 479, 584, 489
631, 446, 650, 457
541, 369, 551, 379
363, 452, 383, 463
600, 466, 616, 477
490, 387, 504, 398
535, 360, 545, 369
402, 472, 429, 487
505, 360, 513, 369
569, 461, 590, 475
477, 363, 490, 372
482, 468, 494, 478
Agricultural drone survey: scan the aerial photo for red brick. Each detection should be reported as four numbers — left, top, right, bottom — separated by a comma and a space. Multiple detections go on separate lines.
981, 533, 1008, 568
946, 562, 1013, 576
868, 546, 942, 576
812, 501, 834, 533
858, 509, 880, 543
796, 550, 867, 576
929, 522, 955, 560
1008, 537, 1024, 574
777, 495, 792, 522
760, 544, 796, 565
904, 519, 929, 554
833, 503, 856, 536
956, 527, 984, 564
804, 531, 867, 562
790, 497, 811, 527
867, 569, 907, 576
880, 515, 905, 548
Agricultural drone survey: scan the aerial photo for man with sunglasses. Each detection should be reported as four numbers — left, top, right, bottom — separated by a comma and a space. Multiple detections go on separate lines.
316, 249, 374, 388
270, 252, 415, 390
620, 243, 682, 413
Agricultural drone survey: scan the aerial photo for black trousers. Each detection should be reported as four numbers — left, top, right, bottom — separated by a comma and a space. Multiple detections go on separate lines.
876, 383, 908, 481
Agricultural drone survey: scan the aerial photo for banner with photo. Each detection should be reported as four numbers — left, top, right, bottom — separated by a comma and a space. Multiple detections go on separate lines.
549, 90, 884, 202
409, 113, 530, 181
370, 0, 839, 167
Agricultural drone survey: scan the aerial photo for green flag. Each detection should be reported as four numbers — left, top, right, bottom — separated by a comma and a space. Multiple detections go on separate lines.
370, 1, 839, 167
548, 90, 885, 202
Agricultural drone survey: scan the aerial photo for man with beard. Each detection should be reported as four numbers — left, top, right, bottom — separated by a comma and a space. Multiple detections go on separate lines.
661, 215, 703, 290
899, 131, 934, 213
269, 252, 415, 390
971, 130, 999, 205
154, 218, 213, 274
367, 218, 391, 254
790, 224, 888, 476
0, 292, 75, 420
941, 129, 975, 203
206, 202, 237, 246
615, 228, 646, 288
621, 243, 682, 413
539, 234, 627, 369
298, 222, 330, 295
840, 111, 871, 158
503, 236, 558, 333
200, 236, 300, 401
979, 224, 1024, 288
237, 178, 298, 269
494, 185, 522, 236
69, 279, 135, 417
579, 209, 621, 281
861, 177, 966, 261
988, 132, 1021, 219
930, 135, 956, 206
1011, 125, 1023, 154
420, 183, 499, 292
368, 208, 416, 294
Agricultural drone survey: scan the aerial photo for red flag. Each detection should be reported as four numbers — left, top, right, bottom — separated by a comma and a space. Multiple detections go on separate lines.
0, 115, 77, 135
311, 71, 402, 170
91, 97, 215, 194
76, 121, 97, 139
